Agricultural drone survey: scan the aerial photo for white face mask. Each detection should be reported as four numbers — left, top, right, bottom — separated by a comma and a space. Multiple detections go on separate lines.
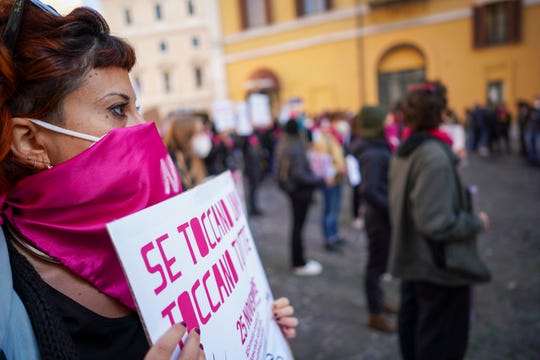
191, 133, 212, 158
29, 119, 102, 143
334, 120, 350, 137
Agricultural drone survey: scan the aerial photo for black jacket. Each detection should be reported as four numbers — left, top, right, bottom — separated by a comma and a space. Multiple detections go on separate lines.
350, 137, 391, 215
275, 135, 323, 196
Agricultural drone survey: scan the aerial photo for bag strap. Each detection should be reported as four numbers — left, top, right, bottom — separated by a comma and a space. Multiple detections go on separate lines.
279, 156, 290, 181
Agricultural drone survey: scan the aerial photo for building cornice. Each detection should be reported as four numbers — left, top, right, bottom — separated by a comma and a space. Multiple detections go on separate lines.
225, 7, 470, 63
223, 5, 369, 44
117, 19, 206, 39
224, 1, 539, 64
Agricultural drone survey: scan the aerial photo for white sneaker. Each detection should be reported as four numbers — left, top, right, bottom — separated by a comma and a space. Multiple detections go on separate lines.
293, 260, 323, 276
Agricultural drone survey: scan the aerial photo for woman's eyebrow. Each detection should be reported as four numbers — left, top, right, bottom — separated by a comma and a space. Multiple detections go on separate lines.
96, 92, 131, 103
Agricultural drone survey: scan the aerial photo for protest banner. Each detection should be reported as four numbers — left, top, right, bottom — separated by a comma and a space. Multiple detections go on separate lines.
212, 100, 236, 133
247, 93, 272, 128
107, 171, 292, 360
236, 102, 254, 136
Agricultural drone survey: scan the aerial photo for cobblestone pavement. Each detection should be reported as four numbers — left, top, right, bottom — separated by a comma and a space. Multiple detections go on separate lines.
247, 151, 540, 360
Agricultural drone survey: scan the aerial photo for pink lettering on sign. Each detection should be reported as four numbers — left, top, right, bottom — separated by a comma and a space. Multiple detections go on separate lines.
176, 197, 236, 266
236, 278, 261, 346
140, 234, 182, 295
144, 196, 244, 331
159, 248, 240, 330
231, 226, 253, 271
161, 291, 200, 330
200, 211, 217, 251
190, 217, 209, 259
226, 191, 242, 222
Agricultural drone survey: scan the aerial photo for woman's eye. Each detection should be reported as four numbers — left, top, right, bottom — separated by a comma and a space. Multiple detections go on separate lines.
109, 103, 128, 118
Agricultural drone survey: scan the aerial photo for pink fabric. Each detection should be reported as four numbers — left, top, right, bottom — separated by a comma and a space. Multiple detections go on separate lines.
248, 135, 259, 146
3, 122, 182, 310
401, 127, 454, 147
384, 124, 400, 153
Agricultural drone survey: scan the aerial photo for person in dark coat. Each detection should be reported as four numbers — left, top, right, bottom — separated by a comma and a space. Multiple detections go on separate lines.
389, 81, 490, 360
350, 106, 396, 333
274, 119, 325, 276
237, 134, 264, 216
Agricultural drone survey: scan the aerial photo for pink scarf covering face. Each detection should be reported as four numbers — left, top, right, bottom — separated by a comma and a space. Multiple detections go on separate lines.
2, 122, 182, 309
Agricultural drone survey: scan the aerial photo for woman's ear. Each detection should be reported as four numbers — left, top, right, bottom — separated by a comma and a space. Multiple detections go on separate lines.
10, 117, 52, 169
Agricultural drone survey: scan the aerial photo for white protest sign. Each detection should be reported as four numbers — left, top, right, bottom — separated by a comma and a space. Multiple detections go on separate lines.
107, 171, 292, 360
231, 169, 248, 216
248, 93, 272, 128
345, 154, 361, 186
236, 102, 253, 136
278, 104, 292, 125
212, 100, 236, 133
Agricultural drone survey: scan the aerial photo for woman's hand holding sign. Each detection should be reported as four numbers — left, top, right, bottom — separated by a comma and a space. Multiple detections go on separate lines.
145, 296, 296, 359
273, 297, 299, 339
145, 322, 205, 360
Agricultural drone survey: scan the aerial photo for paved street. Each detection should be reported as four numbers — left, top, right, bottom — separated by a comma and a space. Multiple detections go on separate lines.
247, 149, 540, 360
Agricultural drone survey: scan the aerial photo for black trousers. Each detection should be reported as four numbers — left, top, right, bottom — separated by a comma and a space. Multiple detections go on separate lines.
398, 280, 471, 360
288, 191, 312, 267
352, 184, 361, 218
364, 208, 390, 314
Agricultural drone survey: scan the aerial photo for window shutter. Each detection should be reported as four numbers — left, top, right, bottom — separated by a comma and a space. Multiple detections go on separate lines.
296, 0, 304, 17
326, 0, 333, 10
239, 0, 248, 30
508, 0, 522, 43
264, 0, 273, 25
473, 6, 483, 48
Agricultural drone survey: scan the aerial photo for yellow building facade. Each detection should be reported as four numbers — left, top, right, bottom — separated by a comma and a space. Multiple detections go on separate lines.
220, 0, 540, 119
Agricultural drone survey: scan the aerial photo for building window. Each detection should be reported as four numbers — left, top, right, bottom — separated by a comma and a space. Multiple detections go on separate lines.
159, 41, 168, 52
296, 0, 332, 16
239, 0, 272, 29
124, 8, 132, 25
192, 36, 199, 48
487, 80, 504, 105
162, 71, 171, 93
187, 0, 195, 15
155, 3, 163, 21
194, 67, 203, 88
473, 0, 522, 48
377, 45, 426, 109
378, 69, 425, 109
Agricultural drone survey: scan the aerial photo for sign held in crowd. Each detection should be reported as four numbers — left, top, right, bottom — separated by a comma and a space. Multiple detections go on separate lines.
107, 171, 292, 360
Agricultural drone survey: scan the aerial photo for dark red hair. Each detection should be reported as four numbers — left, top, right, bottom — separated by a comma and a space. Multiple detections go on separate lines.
0, 1, 136, 192
402, 80, 448, 133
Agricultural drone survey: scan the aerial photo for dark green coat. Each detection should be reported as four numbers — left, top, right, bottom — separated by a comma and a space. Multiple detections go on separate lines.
388, 135, 486, 285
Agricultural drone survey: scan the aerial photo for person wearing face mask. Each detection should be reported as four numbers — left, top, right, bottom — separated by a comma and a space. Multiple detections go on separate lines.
0, 1, 298, 359
163, 112, 212, 190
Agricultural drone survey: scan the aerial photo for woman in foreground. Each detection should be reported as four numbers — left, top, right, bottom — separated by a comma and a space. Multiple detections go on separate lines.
0, 1, 297, 358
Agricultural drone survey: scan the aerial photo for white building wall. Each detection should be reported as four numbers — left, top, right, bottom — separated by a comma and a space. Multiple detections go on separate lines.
96, 0, 227, 122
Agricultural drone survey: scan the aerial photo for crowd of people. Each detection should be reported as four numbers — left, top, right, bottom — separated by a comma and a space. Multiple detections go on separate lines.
155, 79, 539, 359
269, 81, 495, 359
465, 98, 540, 165
516, 98, 540, 165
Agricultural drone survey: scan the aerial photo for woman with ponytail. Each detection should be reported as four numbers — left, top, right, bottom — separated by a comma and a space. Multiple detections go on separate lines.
0, 1, 297, 359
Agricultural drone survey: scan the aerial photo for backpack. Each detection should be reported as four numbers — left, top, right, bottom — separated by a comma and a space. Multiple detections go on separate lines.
276, 155, 295, 193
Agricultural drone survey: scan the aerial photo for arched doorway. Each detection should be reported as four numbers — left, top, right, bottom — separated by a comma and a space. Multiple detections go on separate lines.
377, 44, 426, 109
